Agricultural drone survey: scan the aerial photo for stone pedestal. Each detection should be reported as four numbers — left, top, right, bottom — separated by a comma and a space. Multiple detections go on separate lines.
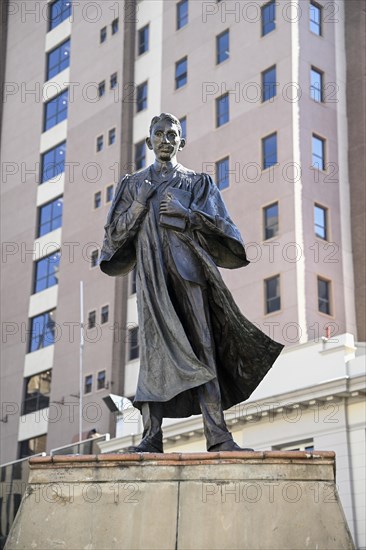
5, 451, 354, 550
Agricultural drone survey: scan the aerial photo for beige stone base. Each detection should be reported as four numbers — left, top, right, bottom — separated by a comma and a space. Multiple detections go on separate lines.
5, 451, 354, 550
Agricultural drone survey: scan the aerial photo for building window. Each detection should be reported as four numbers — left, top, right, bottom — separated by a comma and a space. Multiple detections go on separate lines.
216, 29, 229, 64
265, 275, 280, 314
318, 277, 331, 315
96, 135, 104, 152
215, 157, 229, 190
177, 0, 188, 29
29, 310, 56, 353
101, 305, 109, 324
22, 370, 52, 415
130, 267, 137, 295
262, 65, 277, 102
310, 1, 322, 35
94, 191, 102, 209
41, 141, 66, 183
91, 250, 99, 268
98, 81, 105, 98
34, 252, 60, 293
314, 204, 328, 240
138, 24, 149, 55
44, 89, 68, 131
106, 185, 114, 202
136, 82, 148, 112
49, 0, 71, 31
84, 374, 93, 394
312, 135, 325, 170
110, 72, 118, 89
97, 370, 106, 390
111, 18, 119, 34
88, 310, 96, 329
128, 326, 139, 360
37, 197, 63, 237
108, 128, 116, 145
175, 57, 187, 89
310, 67, 323, 102
19, 435, 47, 459
261, 0, 276, 36
47, 39, 70, 80
135, 141, 146, 170
262, 133, 277, 169
100, 26, 107, 43
263, 202, 279, 240
180, 116, 187, 139
216, 93, 229, 127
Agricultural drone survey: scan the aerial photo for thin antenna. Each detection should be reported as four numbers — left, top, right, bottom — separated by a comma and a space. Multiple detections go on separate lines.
79, 280, 84, 446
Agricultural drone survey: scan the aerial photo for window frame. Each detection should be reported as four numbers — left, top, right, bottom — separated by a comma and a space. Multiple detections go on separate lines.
100, 26, 107, 43
312, 134, 326, 171
106, 184, 114, 203
96, 134, 104, 153
98, 80, 106, 98
110, 72, 118, 90
101, 305, 109, 325
128, 326, 139, 361
43, 89, 68, 132
263, 201, 279, 241
111, 18, 119, 34
216, 93, 229, 128
261, 0, 276, 37
262, 132, 278, 170
88, 310, 97, 329
317, 276, 332, 316
215, 156, 230, 191
33, 251, 61, 294
22, 370, 52, 415
94, 191, 102, 209
310, 66, 324, 102
175, 57, 188, 90
90, 250, 99, 268
135, 140, 146, 170
310, 1, 322, 36
46, 38, 70, 80
41, 141, 66, 184
314, 203, 328, 240
264, 274, 281, 315
138, 24, 149, 55
177, 0, 188, 30
136, 81, 148, 112
216, 29, 229, 64
84, 374, 93, 394
28, 310, 56, 353
108, 128, 116, 145
37, 196, 63, 237
262, 65, 277, 102
97, 370, 106, 391
48, 0, 72, 31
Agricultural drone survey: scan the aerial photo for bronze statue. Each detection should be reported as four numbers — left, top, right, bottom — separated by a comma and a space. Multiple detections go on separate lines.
100, 113, 283, 452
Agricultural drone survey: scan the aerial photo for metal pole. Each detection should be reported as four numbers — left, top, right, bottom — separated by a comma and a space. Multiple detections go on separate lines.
79, 280, 84, 446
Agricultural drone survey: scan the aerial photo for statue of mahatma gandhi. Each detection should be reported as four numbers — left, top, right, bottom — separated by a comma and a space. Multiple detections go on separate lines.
100, 113, 283, 452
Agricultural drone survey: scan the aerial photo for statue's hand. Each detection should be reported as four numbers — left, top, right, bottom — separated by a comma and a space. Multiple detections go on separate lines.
136, 180, 156, 205
160, 194, 188, 219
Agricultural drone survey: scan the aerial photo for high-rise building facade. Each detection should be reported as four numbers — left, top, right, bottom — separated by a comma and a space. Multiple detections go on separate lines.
1, 0, 365, 467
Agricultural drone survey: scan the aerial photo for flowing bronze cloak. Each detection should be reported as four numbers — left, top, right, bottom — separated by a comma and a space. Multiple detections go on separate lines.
100, 165, 283, 417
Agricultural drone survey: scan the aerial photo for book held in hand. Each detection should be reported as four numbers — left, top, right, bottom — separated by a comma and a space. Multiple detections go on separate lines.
160, 187, 192, 230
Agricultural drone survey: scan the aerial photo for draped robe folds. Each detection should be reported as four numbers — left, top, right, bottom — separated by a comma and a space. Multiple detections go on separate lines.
100, 164, 284, 417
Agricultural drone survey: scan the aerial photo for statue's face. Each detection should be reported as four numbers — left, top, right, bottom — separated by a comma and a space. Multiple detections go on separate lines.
146, 119, 185, 162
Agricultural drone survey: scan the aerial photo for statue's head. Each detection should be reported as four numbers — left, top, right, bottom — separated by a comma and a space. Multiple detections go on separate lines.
146, 113, 186, 162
